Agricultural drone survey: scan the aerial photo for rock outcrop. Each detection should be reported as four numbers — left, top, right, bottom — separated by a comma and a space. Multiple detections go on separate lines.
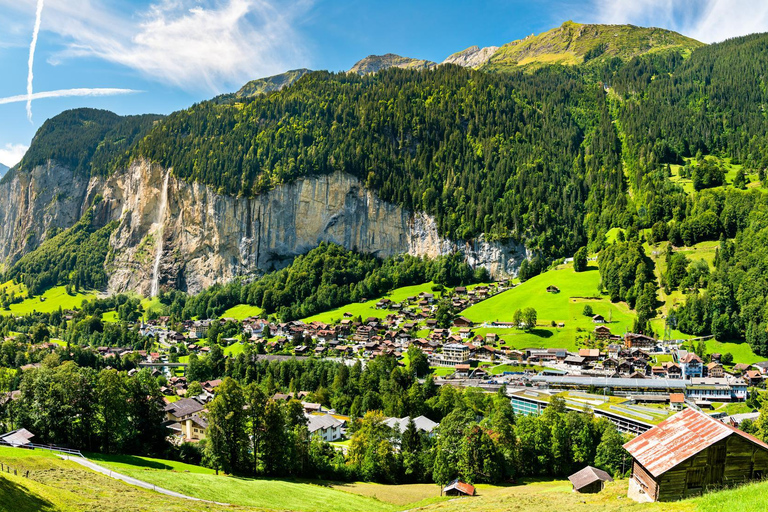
350, 54, 436, 75
441, 45, 499, 69
0, 163, 93, 265
1, 160, 527, 295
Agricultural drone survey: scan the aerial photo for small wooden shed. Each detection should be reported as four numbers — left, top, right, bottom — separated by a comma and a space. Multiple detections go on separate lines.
624, 408, 768, 502
568, 466, 613, 493
443, 479, 475, 496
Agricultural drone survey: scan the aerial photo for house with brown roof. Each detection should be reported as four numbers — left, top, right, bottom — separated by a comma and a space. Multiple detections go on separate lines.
624, 408, 768, 502
568, 466, 613, 493
705, 362, 724, 378
443, 479, 475, 496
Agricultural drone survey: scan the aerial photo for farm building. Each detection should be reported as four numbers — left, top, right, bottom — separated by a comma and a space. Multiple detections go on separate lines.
624, 408, 768, 502
443, 479, 475, 496
568, 466, 613, 493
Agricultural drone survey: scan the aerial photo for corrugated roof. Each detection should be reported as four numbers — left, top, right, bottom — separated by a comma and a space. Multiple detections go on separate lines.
530, 375, 686, 389
623, 408, 768, 477
568, 466, 613, 489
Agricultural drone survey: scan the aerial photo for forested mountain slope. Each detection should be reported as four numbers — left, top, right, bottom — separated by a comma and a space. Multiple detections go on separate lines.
2, 25, 768, 329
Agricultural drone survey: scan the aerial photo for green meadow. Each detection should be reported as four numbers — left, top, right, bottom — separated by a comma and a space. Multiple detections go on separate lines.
302, 282, 443, 324
461, 263, 634, 351
0, 285, 97, 316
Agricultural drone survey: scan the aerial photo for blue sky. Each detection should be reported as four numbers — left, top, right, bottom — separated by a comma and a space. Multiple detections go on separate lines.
1, 0, 767, 167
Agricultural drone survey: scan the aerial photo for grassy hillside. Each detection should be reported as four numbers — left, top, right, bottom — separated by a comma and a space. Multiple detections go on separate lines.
88, 453, 399, 512
483, 21, 703, 72
0, 447, 231, 512
0, 285, 96, 316
221, 304, 264, 320
461, 263, 634, 351
302, 282, 442, 324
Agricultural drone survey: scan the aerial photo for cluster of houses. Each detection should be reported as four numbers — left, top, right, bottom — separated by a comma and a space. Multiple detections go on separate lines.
161, 389, 440, 447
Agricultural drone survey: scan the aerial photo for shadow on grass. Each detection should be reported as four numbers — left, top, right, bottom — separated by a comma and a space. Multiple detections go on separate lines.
0, 475, 56, 512
527, 328, 553, 338
84, 452, 173, 471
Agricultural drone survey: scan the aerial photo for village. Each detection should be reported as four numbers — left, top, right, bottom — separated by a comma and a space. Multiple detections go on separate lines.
5, 277, 768, 505
23, 281, 756, 454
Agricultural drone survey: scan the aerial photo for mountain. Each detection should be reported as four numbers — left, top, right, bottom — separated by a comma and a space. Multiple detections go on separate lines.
234, 68, 311, 98
481, 20, 704, 71
441, 45, 499, 68
349, 53, 435, 74
0, 163, 8, 179
3, 23, 767, 306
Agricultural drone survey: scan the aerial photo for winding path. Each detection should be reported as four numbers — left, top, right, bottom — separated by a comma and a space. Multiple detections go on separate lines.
56, 454, 230, 506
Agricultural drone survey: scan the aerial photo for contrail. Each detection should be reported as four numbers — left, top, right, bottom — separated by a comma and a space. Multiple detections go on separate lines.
0, 88, 140, 105
26, 0, 45, 123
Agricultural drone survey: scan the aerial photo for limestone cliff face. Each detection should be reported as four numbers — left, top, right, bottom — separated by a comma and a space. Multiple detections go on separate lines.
1, 160, 528, 294
0, 163, 92, 267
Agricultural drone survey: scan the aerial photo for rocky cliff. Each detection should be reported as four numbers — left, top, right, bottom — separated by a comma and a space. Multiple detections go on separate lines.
0, 160, 527, 295
0, 163, 92, 266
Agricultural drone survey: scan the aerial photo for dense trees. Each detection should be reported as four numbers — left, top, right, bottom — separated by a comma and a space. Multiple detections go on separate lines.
10, 109, 162, 179
129, 65, 626, 257
10, 363, 167, 455
4, 209, 117, 296
159, 243, 481, 322
573, 246, 588, 272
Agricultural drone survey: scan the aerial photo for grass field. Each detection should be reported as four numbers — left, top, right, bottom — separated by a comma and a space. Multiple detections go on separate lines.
461, 263, 634, 351
221, 304, 264, 320
302, 283, 443, 324
90, 453, 398, 512
1, 286, 97, 316
224, 342, 247, 357
418, 479, 690, 512
330, 482, 453, 508
0, 446, 229, 512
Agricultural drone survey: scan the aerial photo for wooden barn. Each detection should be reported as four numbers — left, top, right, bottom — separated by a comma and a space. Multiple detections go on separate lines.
624, 408, 768, 502
443, 479, 475, 496
568, 466, 613, 493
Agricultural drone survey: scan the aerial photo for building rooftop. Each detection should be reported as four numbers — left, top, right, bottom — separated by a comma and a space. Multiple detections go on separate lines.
623, 408, 768, 477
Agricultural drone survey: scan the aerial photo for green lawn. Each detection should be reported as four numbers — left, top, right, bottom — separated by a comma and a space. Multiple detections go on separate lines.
1, 286, 97, 316
461, 263, 635, 351
0, 446, 225, 512
90, 454, 399, 512
430, 367, 455, 377
302, 282, 442, 324
220, 304, 263, 320
224, 342, 247, 357
101, 311, 119, 323
86, 453, 216, 474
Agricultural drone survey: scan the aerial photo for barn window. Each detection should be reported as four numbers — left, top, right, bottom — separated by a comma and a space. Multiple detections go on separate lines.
687, 468, 704, 489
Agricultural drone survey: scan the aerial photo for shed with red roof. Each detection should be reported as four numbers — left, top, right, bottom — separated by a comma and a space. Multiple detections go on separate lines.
624, 408, 768, 502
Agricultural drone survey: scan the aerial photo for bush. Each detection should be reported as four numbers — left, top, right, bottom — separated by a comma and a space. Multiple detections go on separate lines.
583, 304, 593, 316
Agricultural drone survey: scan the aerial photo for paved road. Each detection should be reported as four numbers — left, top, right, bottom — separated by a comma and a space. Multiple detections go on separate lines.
57, 454, 230, 506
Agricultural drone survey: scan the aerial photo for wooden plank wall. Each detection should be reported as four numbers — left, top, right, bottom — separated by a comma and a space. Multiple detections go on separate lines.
655, 434, 768, 501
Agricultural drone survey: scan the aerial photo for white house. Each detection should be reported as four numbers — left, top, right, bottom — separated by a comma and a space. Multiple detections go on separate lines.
307, 414, 344, 442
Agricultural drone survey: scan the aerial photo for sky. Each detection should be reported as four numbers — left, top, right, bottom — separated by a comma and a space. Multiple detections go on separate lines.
1, 0, 768, 168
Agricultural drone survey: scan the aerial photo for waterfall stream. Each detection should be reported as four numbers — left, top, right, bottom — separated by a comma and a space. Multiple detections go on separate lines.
150, 171, 171, 297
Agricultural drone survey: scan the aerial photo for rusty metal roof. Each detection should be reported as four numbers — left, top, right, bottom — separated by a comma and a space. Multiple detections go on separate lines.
623, 408, 768, 477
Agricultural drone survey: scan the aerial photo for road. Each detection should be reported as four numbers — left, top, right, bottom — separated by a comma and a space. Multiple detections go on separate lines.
57, 454, 230, 506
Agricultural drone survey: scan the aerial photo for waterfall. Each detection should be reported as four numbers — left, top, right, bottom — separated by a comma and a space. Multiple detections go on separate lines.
150, 171, 171, 297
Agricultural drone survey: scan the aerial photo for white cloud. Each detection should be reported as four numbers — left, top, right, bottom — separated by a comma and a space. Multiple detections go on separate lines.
0, 143, 29, 167
590, 0, 768, 43
0, 87, 140, 105
2, 0, 313, 94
